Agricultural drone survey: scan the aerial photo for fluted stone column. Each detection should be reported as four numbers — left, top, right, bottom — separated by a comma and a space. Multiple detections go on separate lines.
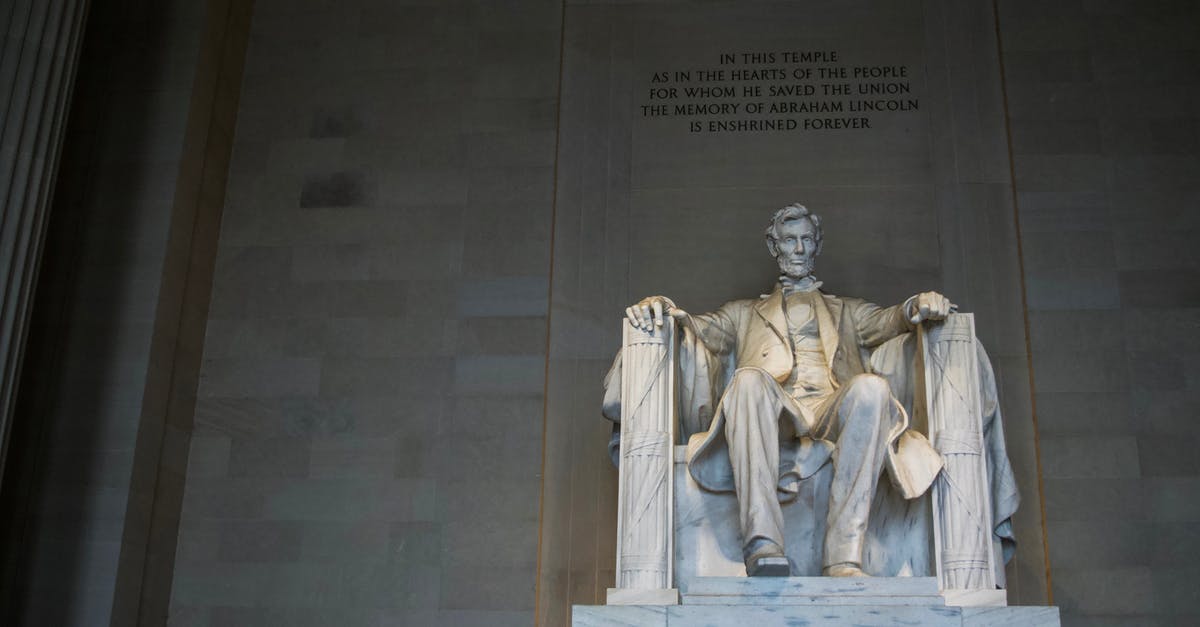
609, 318, 678, 605
0, 0, 90, 482
919, 314, 1000, 600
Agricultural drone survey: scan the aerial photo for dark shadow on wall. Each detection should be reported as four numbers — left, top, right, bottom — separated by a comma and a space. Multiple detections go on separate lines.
0, 1, 168, 622
110, 1, 254, 625
0, 1, 240, 625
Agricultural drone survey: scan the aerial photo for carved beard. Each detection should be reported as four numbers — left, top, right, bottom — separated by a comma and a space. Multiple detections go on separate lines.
777, 255, 814, 279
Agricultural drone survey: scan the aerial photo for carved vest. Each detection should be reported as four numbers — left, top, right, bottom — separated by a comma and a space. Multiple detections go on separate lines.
783, 290, 835, 409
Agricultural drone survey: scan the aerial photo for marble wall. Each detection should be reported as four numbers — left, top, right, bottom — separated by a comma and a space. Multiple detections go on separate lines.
165, 1, 562, 625
998, 1, 1200, 625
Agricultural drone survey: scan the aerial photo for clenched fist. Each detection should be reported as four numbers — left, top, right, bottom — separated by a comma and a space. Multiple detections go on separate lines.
907, 291, 956, 324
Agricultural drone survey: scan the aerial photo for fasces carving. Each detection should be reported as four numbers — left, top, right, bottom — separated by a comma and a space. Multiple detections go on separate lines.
920, 315, 997, 592
615, 320, 676, 592
603, 205, 1020, 605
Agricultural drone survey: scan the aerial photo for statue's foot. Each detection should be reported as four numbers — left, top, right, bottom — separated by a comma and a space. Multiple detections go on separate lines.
822, 563, 869, 577
744, 538, 790, 577
747, 556, 791, 577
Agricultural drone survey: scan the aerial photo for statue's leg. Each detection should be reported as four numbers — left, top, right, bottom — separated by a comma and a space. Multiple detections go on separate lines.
720, 368, 791, 574
821, 373, 893, 575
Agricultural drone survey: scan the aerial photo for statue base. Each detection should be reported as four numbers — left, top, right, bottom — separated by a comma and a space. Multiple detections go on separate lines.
576, 577, 1061, 626
605, 587, 679, 605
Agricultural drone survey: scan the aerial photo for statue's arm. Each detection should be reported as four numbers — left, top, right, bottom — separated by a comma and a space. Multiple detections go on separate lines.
625, 296, 739, 355
849, 298, 915, 347
686, 306, 739, 355
905, 291, 956, 325
606, 298, 735, 438
850, 291, 954, 347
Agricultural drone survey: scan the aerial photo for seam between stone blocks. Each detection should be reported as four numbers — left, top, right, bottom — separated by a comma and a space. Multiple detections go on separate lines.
535, 1, 571, 626
990, 0, 1054, 606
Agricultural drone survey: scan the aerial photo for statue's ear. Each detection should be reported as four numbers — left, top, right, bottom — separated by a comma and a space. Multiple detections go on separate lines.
766, 237, 779, 258
815, 238, 823, 257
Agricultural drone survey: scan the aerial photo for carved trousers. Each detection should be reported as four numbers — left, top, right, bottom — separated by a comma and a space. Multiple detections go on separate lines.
721, 368, 894, 568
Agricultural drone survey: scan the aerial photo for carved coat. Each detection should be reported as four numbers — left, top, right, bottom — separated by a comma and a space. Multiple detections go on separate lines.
603, 285, 1022, 572
687, 287, 912, 384
679, 287, 942, 501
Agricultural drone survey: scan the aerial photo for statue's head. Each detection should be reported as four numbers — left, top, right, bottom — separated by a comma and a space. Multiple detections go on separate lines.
765, 204, 823, 280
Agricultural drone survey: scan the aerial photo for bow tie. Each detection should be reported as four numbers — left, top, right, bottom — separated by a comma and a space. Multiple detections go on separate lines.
780, 276, 823, 294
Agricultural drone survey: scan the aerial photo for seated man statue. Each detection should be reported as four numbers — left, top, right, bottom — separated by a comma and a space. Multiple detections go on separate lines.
613, 204, 958, 578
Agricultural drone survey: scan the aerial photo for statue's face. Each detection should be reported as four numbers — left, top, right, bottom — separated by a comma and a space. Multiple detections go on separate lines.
772, 218, 819, 279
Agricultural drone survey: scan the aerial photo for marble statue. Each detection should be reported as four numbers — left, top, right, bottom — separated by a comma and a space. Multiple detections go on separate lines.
602, 204, 1019, 589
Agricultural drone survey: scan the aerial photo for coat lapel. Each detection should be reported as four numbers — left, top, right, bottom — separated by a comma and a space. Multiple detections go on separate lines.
816, 293, 842, 369
754, 287, 789, 347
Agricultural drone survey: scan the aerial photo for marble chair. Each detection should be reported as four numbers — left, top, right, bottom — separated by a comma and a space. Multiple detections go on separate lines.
604, 313, 1018, 607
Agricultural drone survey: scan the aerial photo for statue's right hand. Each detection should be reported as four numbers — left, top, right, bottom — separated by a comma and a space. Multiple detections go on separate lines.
625, 296, 685, 331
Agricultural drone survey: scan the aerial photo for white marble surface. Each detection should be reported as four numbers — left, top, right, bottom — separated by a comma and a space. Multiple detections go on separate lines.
575, 603, 1061, 626
580, 565, 1060, 625
605, 587, 678, 606
944, 588, 1009, 607
573, 605, 667, 626
682, 575, 943, 606
685, 594, 944, 606
669, 605, 963, 626
961, 606, 1061, 626
683, 575, 940, 596
576, 604, 963, 626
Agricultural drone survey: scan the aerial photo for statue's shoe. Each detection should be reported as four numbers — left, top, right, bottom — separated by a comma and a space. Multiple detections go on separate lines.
822, 563, 869, 577
744, 538, 791, 577
747, 555, 791, 577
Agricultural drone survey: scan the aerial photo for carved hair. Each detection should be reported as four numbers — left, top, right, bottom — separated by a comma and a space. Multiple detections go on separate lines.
764, 203, 823, 257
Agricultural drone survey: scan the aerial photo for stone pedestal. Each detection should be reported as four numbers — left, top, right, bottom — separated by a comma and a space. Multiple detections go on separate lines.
574, 577, 1061, 626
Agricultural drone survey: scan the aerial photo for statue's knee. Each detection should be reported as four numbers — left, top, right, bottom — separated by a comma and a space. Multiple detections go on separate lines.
847, 374, 891, 405
729, 367, 775, 391
723, 369, 779, 429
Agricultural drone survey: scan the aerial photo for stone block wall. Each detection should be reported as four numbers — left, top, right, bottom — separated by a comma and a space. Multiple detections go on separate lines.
166, 1, 562, 625
998, 0, 1200, 624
